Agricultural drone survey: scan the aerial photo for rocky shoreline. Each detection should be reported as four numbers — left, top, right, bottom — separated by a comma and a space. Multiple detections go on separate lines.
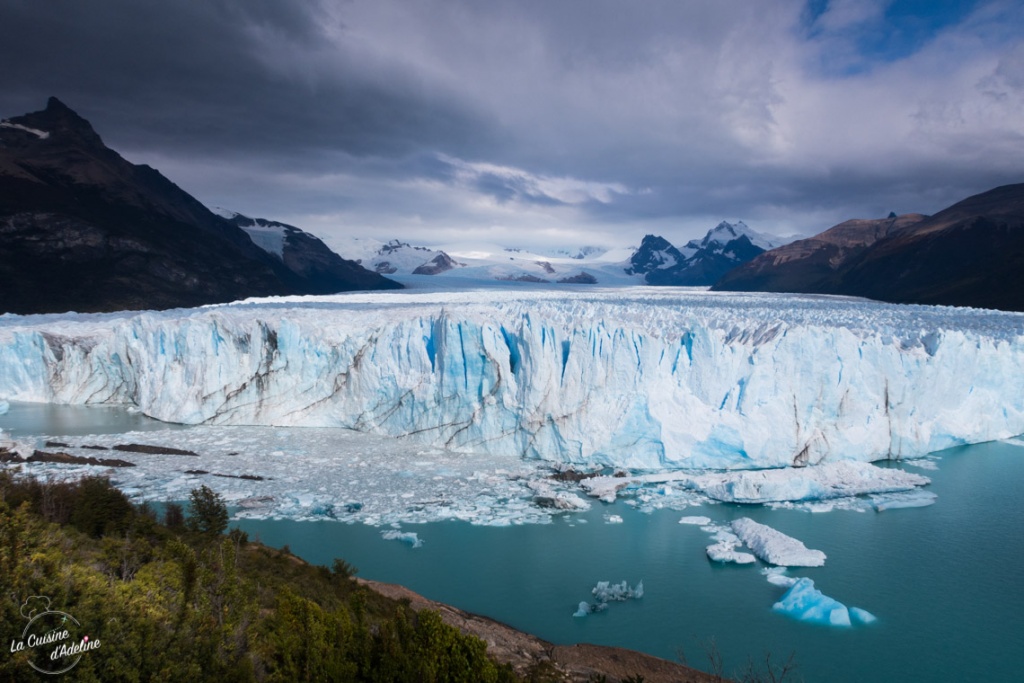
359, 578, 721, 683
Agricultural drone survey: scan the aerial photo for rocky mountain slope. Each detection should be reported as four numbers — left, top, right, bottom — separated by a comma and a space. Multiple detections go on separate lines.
715, 183, 1024, 311
0, 98, 397, 315
217, 210, 401, 295
714, 213, 928, 293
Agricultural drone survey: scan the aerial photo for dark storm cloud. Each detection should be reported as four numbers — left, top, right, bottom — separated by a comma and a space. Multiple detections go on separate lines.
1, 0, 1023, 245
0, 0, 491, 165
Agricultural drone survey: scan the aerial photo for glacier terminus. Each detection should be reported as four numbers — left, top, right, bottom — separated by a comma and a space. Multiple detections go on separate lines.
2, 286, 1023, 473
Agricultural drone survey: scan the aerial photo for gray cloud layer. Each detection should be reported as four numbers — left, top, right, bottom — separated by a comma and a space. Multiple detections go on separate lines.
2, 0, 1023, 247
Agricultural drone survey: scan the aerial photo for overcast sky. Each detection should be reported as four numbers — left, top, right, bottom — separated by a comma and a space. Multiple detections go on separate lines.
2, 0, 1022, 248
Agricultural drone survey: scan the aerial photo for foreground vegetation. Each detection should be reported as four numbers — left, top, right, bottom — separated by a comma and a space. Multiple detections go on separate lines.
0, 471, 521, 682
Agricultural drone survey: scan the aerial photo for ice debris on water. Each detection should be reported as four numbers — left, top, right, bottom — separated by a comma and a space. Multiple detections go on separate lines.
870, 490, 937, 511
772, 577, 876, 627
583, 462, 931, 506
573, 580, 644, 617
1, 426, 566, 527
381, 530, 423, 548
678, 515, 712, 525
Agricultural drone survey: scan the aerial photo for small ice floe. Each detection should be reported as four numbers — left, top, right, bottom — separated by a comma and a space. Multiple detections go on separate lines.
705, 528, 756, 565
679, 515, 712, 525
904, 458, 939, 471
772, 577, 876, 627
731, 518, 826, 567
573, 580, 644, 617
870, 490, 937, 511
529, 480, 591, 511
761, 567, 797, 587
604, 514, 624, 524
381, 530, 423, 548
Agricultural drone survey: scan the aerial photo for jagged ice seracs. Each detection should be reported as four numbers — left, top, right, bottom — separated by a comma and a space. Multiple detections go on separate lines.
2, 288, 1023, 471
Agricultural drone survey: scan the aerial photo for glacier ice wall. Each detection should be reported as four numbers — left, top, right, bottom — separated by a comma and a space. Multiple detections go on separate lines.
2, 289, 1023, 470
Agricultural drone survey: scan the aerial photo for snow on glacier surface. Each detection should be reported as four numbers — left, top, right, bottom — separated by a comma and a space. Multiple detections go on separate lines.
2, 287, 1024, 471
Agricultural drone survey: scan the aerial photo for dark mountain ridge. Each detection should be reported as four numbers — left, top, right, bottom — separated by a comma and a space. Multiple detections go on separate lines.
714, 183, 1024, 311
0, 98, 398, 315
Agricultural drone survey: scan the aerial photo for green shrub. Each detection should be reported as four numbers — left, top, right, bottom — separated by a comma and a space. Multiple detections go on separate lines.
186, 485, 229, 536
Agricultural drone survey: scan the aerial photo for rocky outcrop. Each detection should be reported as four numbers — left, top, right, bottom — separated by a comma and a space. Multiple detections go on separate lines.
412, 252, 460, 275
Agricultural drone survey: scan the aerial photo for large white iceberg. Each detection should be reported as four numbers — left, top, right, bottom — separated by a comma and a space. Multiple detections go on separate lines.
2, 288, 1023, 470
731, 518, 826, 567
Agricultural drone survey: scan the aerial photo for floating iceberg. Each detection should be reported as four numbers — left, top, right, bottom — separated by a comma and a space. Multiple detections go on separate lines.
701, 525, 757, 564
574, 580, 644, 617
731, 518, 826, 567
3, 288, 1023, 471
706, 540, 757, 564
381, 530, 423, 548
773, 577, 876, 627
761, 567, 797, 587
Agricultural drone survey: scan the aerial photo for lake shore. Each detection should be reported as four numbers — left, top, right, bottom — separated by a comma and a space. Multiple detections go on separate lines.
359, 578, 721, 683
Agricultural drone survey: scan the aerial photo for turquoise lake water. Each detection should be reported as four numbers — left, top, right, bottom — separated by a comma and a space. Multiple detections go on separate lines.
233, 442, 1024, 683
3, 404, 1023, 681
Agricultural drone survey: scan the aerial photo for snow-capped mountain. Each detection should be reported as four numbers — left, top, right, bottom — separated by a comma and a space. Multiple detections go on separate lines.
681, 220, 785, 256
214, 210, 400, 294
627, 221, 787, 286
324, 235, 639, 285
3, 288, 1022, 470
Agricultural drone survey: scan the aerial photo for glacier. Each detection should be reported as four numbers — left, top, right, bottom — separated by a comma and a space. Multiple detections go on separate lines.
2, 288, 1024, 471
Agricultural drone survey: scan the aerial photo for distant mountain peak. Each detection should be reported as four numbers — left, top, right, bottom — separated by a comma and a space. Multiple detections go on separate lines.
625, 222, 786, 286
7, 97, 105, 149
